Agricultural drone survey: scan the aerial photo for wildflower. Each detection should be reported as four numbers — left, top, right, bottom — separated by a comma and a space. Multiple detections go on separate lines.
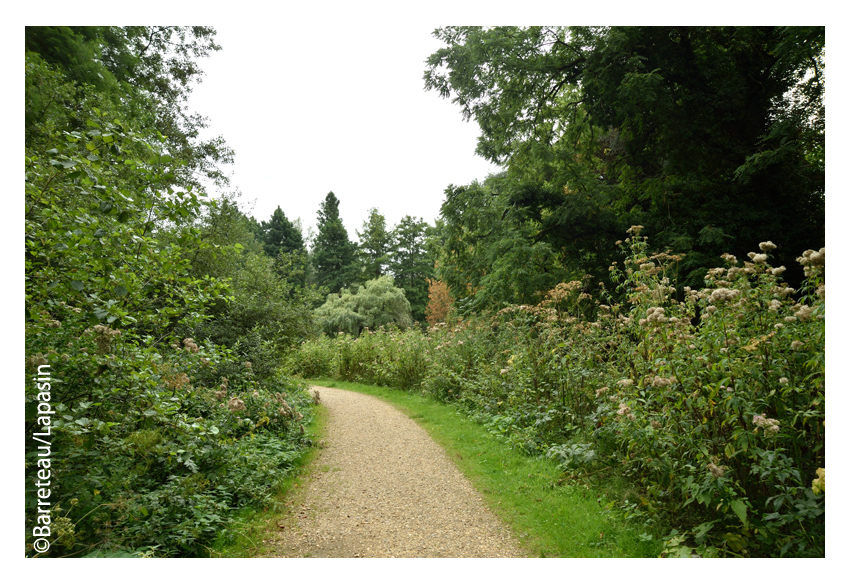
709, 288, 740, 304
650, 420, 662, 429
626, 225, 644, 235
651, 376, 673, 388
707, 462, 727, 478
779, 377, 789, 385
812, 468, 825, 495
794, 305, 814, 321
214, 389, 226, 401
617, 403, 631, 417
617, 379, 634, 387
227, 397, 247, 413
595, 386, 609, 397
182, 338, 199, 353
500, 368, 509, 376
721, 253, 738, 264
784, 316, 797, 323
772, 266, 786, 276
759, 241, 778, 252
752, 253, 768, 264
252, 390, 260, 398
645, 307, 667, 324
768, 299, 782, 311
245, 361, 252, 369
26, 353, 49, 368
774, 324, 783, 329
791, 340, 804, 350
753, 414, 780, 437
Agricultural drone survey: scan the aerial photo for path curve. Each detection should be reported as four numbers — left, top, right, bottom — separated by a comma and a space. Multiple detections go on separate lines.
262, 386, 526, 558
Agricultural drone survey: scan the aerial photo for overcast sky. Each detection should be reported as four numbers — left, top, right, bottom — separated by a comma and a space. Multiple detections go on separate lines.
187, 22, 501, 242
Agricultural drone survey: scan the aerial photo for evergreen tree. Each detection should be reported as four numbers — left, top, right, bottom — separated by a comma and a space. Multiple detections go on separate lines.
261, 206, 304, 258
356, 208, 392, 280
312, 192, 359, 294
389, 216, 434, 323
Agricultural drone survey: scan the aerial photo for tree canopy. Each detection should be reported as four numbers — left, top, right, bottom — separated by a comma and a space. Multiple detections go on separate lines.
425, 26, 825, 304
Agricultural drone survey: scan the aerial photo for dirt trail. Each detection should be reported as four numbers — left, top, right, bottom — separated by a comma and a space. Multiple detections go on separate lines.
261, 386, 526, 558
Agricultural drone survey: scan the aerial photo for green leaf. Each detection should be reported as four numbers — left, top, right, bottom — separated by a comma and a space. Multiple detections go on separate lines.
93, 228, 108, 238
730, 499, 748, 526
114, 285, 128, 297
70, 280, 85, 291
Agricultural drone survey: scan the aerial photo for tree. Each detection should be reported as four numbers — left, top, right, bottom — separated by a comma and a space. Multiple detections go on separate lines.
312, 192, 359, 294
25, 26, 234, 189
314, 276, 412, 337
356, 208, 392, 280
260, 206, 304, 259
388, 216, 434, 323
425, 26, 825, 291
425, 278, 454, 326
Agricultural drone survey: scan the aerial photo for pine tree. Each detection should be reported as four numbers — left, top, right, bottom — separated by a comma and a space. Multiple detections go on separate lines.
312, 192, 359, 294
261, 206, 304, 258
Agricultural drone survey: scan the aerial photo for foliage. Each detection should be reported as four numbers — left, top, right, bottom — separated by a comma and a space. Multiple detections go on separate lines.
425, 278, 454, 326
259, 206, 305, 262
314, 276, 412, 338
312, 192, 359, 294
388, 215, 434, 323
25, 32, 318, 558
289, 229, 825, 557
425, 26, 824, 294
356, 207, 392, 280
26, 26, 234, 189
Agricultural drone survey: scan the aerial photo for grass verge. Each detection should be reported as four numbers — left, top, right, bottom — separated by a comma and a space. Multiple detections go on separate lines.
209, 397, 329, 557
307, 378, 665, 558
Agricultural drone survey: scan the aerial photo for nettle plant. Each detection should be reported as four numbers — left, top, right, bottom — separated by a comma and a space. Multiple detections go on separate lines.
599, 227, 824, 557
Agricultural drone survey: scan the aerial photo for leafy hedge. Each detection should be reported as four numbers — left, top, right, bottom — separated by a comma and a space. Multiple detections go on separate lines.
287, 228, 825, 557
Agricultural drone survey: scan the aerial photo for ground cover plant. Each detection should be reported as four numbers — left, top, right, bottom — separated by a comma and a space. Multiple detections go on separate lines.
287, 229, 826, 557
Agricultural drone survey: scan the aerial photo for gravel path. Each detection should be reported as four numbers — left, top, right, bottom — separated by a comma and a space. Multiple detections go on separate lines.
262, 386, 527, 558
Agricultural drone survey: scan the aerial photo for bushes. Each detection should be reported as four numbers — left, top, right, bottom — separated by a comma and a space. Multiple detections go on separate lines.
287, 228, 825, 557
24, 92, 317, 557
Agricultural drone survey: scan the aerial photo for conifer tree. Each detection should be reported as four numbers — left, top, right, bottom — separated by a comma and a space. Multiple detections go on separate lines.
356, 208, 392, 280
312, 192, 359, 294
261, 206, 304, 258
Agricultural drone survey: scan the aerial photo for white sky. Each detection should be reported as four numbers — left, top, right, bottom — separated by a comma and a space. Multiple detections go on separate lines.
187, 22, 501, 242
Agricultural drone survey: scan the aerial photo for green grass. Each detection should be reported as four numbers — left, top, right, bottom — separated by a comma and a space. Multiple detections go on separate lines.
307, 378, 666, 558
209, 399, 330, 558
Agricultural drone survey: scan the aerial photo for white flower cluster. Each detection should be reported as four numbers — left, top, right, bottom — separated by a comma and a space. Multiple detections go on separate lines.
753, 414, 780, 437
709, 288, 740, 304
639, 306, 668, 326
651, 375, 676, 388
617, 403, 636, 421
